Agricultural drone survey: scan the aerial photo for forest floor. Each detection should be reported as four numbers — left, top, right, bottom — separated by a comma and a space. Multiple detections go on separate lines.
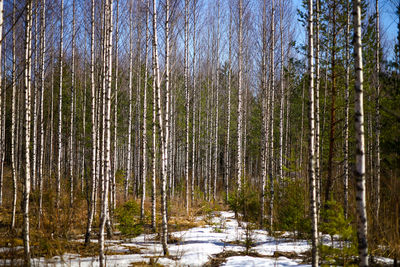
0, 209, 395, 266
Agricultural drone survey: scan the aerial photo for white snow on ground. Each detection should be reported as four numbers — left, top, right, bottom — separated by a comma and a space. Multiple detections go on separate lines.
221, 256, 309, 267
0, 211, 394, 266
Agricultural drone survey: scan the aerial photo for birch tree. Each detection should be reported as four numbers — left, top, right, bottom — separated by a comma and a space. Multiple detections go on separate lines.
85, 0, 96, 244
23, 0, 33, 264
56, 0, 64, 210
308, 0, 319, 265
11, 0, 17, 230
374, 0, 381, 221
38, 0, 46, 227
99, 0, 113, 264
353, 0, 369, 265
0, 0, 3, 208
184, 0, 190, 213
237, 0, 244, 193
126, 2, 134, 201
141, 0, 149, 221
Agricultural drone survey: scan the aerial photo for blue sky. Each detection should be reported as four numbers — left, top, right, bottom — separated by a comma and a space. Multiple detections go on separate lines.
292, 0, 398, 61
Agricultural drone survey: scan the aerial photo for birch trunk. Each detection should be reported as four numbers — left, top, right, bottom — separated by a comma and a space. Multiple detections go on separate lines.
375, 0, 381, 221
0, 0, 3, 207
85, 0, 96, 245
69, 0, 76, 208
213, 0, 220, 202
315, 0, 321, 221
191, 0, 197, 203
112, 0, 120, 213
237, 0, 243, 193
344, 0, 350, 219
151, 0, 157, 228
184, 0, 190, 213
56, 0, 64, 210
99, 0, 113, 265
23, 0, 33, 264
11, 0, 17, 229
269, 0, 275, 232
278, 0, 284, 184
308, 0, 319, 265
141, 0, 149, 221
224, 5, 232, 203
260, 0, 267, 227
161, 0, 170, 255
38, 0, 46, 228
353, 0, 369, 265
126, 5, 134, 201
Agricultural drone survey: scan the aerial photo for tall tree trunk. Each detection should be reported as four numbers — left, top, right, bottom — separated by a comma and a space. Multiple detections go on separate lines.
326, 0, 337, 203
126, 4, 134, 201
11, 0, 17, 229
85, 0, 96, 245
99, 0, 113, 265
344, 0, 350, 219
269, 0, 275, 232
278, 0, 284, 184
141, 0, 149, 221
213, 0, 220, 202
23, 0, 33, 264
374, 0, 381, 222
0, 0, 3, 207
112, 0, 120, 215
353, 0, 369, 265
184, 0, 190, 213
191, 0, 197, 203
57, 0, 64, 210
308, 0, 319, 266
151, 0, 157, 229
38, 0, 46, 228
237, 0, 243, 193
260, 0, 267, 227
224, 4, 232, 203
69, 0, 76, 208
315, 0, 321, 221
161, 0, 170, 255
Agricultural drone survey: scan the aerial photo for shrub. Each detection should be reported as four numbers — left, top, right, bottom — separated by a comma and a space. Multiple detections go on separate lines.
276, 179, 310, 237
228, 183, 260, 223
319, 200, 357, 265
115, 200, 143, 237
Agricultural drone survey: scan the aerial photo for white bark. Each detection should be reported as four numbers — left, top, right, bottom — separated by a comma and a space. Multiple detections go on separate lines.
213, 0, 220, 202
23, 0, 33, 263
141, 0, 149, 221
278, 0, 284, 183
126, 4, 134, 201
260, 0, 267, 227
375, 0, 381, 221
38, 0, 46, 228
315, 0, 321, 222
344, 0, 350, 219
160, 0, 170, 255
353, 0, 369, 265
11, 0, 17, 229
224, 4, 232, 203
308, 0, 319, 265
99, 0, 113, 265
269, 0, 275, 232
237, 0, 243, 193
56, 0, 64, 210
191, 0, 197, 203
85, 0, 96, 244
70, 0, 76, 208
184, 0, 190, 213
